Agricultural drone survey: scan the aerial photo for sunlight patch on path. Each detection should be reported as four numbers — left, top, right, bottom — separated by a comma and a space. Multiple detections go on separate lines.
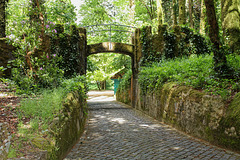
65, 90, 240, 160
87, 90, 115, 102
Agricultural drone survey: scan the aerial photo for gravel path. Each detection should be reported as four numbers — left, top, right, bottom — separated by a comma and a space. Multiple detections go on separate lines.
64, 91, 240, 160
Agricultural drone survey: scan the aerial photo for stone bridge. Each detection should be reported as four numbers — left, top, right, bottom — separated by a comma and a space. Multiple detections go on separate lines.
78, 27, 142, 108
87, 42, 134, 57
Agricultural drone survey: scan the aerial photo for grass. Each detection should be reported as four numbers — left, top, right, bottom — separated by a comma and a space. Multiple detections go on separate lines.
8, 76, 86, 158
16, 75, 86, 136
7, 147, 17, 158
19, 88, 66, 129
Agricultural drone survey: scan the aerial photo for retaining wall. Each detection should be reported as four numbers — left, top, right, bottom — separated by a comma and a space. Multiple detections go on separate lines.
117, 82, 240, 151
26, 91, 87, 160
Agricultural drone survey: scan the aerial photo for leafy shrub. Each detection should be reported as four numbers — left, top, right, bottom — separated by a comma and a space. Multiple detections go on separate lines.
6, 0, 78, 94
18, 75, 86, 134
141, 26, 211, 66
61, 75, 87, 94
11, 53, 64, 94
19, 88, 66, 132
139, 54, 240, 100
118, 69, 132, 91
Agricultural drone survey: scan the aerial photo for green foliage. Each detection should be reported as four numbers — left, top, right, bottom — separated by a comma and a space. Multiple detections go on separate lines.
44, 0, 77, 32
11, 54, 64, 94
134, 0, 157, 27
140, 26, 156, 65
61, 75, 87, 94
79, 0, 131, 26
139, 54, 240, 100
0, 66, 6, 71
0, 66, 7, 79
141, 26, 211, 66
169, 26, 210, 57
118, 69, 132, 91
17, 75, 86, 133
5, 0, 78, 94
7, 146, 17, 158
19, 88, 65, 124
87, 53, 131, 90
50, 24, 81, 78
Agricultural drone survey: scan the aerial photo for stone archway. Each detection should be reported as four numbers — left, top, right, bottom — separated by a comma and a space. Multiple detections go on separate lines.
87, 42, 134, 57
78, 27, 142, 108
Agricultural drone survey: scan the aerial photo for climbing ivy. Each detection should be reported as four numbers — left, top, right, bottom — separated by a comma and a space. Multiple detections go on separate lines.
140, 26, 159, 66
117, 69, 132, 92
51, 24, 81, 78
140, 25, 211, 66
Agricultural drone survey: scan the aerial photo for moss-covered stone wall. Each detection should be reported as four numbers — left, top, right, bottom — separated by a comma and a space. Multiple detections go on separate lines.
51, 91, 87, 159
31, 91, 88, 160
116, 87, 131, 105
117, 82, 240, 152
222, 0, 240, 53
0, 25, 87, 78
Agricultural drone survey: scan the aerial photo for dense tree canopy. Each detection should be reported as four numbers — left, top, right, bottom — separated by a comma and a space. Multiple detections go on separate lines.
1, 0, 239, 91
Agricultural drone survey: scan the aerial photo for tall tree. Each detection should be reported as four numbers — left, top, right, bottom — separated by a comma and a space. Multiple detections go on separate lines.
172, 0, 177, 26
204, 0, 228, 74
0, 0, 8, 38
179, 0, 186, 25
200, 0, 206, 34
221, 0, 240, 53
157, 0, 164, 25
24, 0, 46, 72
137, 0, 156, 22
30, 0, 45, 38
189, 0, 194, 28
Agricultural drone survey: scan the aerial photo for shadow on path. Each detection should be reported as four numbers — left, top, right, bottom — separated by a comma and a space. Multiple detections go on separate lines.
65, 91, 240, 160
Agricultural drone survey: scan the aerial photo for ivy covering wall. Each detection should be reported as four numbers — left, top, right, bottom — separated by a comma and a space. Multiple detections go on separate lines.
51, 24, 84, 78
140, 25, 211, 66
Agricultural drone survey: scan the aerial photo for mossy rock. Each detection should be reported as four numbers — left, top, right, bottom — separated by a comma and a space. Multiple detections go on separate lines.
189, 90, 205, 102
215, 92, 240, 151
31, 137, 53, 152
226, 92, 240, 125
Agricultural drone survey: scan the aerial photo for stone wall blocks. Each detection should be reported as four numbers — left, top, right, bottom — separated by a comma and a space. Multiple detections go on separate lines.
117, 82, 240, 151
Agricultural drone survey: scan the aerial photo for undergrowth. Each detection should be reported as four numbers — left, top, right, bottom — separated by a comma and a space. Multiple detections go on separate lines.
117, 70, 132, 91
18, 87, 66, 133
123, 53, 240, 100
8, 76, 86, 158
17, 75, 86, 134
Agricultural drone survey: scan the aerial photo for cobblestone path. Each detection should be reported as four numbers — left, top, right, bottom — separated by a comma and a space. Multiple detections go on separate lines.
65, 92, 240, 160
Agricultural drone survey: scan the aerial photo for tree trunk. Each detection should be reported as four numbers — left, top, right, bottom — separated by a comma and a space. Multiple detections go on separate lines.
200, 0, 206, 34
189, 0, 194, 28
157, 0, 164, 25
179, 0, 186, 25
204, 0, 228, 75
0, 0, 7, 38
172, 0, 177, 26
221, 0, 240, 53
96, 81, 101, 90
30, 0, 45, 38
26, 0, 45, 72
